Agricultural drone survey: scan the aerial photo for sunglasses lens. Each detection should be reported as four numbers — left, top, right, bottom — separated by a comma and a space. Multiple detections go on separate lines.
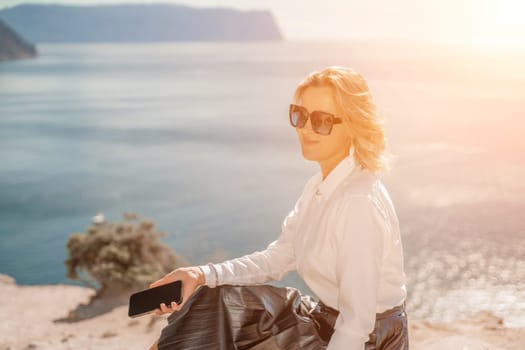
290, 106, 307, 128
311, 112, 334, 135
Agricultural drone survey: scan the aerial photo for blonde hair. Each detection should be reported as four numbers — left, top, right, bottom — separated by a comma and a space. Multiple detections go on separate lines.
293, 66, 392, 173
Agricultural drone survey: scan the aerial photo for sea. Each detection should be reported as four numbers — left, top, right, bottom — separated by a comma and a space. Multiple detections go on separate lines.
1, 40, 524, 327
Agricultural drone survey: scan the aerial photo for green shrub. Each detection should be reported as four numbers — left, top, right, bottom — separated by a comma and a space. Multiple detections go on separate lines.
64, 212, 186, 298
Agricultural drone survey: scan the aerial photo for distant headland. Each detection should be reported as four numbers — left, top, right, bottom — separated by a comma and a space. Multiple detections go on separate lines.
0, 3, 283, 43
0, 18, 37, 61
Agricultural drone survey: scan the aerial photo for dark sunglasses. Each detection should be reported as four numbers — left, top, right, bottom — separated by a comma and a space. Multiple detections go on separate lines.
289, 104, 343, 135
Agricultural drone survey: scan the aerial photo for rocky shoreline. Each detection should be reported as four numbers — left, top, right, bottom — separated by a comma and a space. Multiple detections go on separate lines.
0, 273, 522, 350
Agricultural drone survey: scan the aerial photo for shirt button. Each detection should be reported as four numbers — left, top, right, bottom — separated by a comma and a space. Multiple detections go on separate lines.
315, 189, 322, 196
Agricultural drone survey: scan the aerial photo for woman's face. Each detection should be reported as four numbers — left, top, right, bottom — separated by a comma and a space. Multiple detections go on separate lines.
295, 85, 352, 163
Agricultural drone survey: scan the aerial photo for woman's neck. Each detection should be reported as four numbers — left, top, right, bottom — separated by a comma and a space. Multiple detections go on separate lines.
318, 150, 350, 181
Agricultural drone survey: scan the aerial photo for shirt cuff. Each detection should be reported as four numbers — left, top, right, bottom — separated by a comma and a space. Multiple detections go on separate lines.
198, 263, 219, 288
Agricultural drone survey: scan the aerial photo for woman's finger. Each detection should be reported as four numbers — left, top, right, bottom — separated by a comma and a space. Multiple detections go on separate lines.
149, 280, 162, 288
171, 301, 183, 311
151, 278, 171, 289
150, 272, 177, 288
179, 284, 194, 308
160, 302, 171, 313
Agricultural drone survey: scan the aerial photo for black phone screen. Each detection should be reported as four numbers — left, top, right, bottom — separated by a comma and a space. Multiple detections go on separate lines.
128, 280, 182, 318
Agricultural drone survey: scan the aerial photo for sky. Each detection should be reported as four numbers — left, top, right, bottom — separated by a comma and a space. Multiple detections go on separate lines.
1, 0, 524, 49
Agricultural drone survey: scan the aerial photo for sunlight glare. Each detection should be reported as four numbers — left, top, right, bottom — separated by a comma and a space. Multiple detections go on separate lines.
468, 0, 525, 50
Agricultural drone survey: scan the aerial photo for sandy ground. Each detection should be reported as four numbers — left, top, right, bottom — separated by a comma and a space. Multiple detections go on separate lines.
1, 273, 523, 350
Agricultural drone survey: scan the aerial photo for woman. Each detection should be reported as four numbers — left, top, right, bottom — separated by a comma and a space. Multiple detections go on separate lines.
148, 66, 408, 350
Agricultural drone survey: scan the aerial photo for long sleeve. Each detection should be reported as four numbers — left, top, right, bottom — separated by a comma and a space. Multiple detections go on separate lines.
198, 189, 307, 288
327, 194, 390, 350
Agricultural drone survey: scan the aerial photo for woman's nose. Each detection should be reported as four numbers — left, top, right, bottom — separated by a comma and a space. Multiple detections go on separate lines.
303, 116, 314, 131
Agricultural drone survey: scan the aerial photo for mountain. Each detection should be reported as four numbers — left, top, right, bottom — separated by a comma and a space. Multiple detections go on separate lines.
0, 18, 37, 61
0, 4, 283, 43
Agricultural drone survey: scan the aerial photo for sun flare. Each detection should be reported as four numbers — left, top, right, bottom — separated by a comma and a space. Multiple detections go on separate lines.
467, 0, 525, 50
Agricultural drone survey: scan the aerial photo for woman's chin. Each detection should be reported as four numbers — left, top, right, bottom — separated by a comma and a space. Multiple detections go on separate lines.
301, 148, 323, 162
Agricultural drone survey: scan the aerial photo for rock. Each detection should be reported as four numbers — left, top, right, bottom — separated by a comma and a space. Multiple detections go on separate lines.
0, 273, 16, 285
100, 331, 118, 338
0, 19, 37, 62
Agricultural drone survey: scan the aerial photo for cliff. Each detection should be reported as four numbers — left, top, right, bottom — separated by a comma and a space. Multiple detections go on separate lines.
0, 18, 37, 61
0, 4, 283, 43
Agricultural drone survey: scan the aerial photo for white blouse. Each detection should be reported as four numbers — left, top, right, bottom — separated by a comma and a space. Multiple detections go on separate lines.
198, 152, 407, 350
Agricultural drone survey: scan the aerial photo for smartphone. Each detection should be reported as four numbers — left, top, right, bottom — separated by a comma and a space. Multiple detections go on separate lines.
128, 280, 183, 318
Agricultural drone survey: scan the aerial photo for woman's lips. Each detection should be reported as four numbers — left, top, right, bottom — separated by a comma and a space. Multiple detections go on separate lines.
303, 138, 320, 146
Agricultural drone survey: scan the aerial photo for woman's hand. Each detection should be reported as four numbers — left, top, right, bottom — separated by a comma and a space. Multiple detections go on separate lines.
149, 266, 206, 315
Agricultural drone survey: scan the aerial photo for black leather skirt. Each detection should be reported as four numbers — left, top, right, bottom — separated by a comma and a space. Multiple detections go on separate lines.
362, 301, 408, 350
157, 284, 409, 350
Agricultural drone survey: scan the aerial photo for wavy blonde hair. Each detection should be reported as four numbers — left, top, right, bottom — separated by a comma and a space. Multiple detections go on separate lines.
293, 66, 392, 173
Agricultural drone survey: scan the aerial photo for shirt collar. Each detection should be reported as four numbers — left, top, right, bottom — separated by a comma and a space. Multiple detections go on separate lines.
313, 147, 359, 200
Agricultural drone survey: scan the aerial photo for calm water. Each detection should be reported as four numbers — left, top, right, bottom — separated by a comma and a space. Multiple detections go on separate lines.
1, 41, 524, 326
